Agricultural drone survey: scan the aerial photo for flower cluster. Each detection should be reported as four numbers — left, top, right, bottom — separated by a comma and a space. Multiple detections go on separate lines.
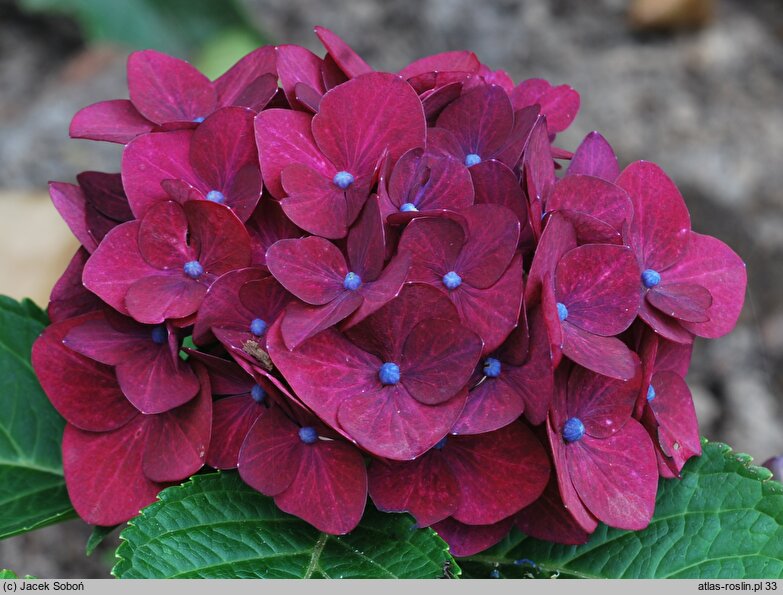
33, 28, 747, 555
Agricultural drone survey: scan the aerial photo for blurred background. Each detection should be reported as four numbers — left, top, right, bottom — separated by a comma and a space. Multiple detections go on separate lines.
1, 0, 781, 578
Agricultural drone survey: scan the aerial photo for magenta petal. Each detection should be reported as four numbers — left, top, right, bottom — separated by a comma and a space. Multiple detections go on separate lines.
213, 46, 277, 107
313, 72, 426, 173
647, 371, 700, 470
127, 50, 216, 124
448, 423, 550, 525
347, 252, 410, 327
523, 116, 556, 208
437, 84, 513, 158
432, 516, 514, 558
337, 385, 467, 461
48, 182, 97, 252
347, 283, 459, 359
639, 300, 694, 344
280, 293, 363, 350
556, 244, 641, 336
617, 161, 691, 271
266, 236, 347, 305
32, 314, 138, 432
546, 417, 600, 534
62, 314, 147, 366
547, 175, 631, 234
190, 108, 259, 209
238, 406, 301, 496
368, 454, 458, 527
185, 200, 252, 274
82, 221, 157, 316
453, 375, 525, 436
137, 201, 191, 269
511, 78, 580, 133
660, 232, 747, 338
402, 318, 483, 405
62, 419, 162, 526
567, 131, 619, 181
266, 321, 375, 438
567, 365, 638, 438
69, 99, 153, 144
246, 198, 303, 267
398, 216, 464, 285
274, 437, 368, 536
276, 45, 325, 110
48, 248, 102, 323
193, 267, 267, 345
399, 51, 479, 79
470, 160, 527, 231
347, 195, 385, 280
567, 421, 657, 530
207, 396, 265, 470
526, 213, 577, 306
515, 476, 592, 546
280, 164, 348, 239
647, 282, 712, 323
314, 26, 373, 78
563, 324, 640, 381
450, 252, 525, 355
142, 370, 211, 482
114, 340, 199, 415
254, 109, 330, 199
456, 205, 520, 289
125, 275, 206, 325
230, 73, 279, 112
122, 130, 198, 218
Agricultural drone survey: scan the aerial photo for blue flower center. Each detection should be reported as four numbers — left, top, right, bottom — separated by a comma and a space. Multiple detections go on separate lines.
333, 171, 355, 189
299, 426, 318, 444
400, 202, 419, 212
647, 384, 656, 402
343, 272, 362, 291
192, 116, 205, 123
183, 260, 204, 279
433, 437, 448, 450
251, 384, 266, 403
563, 417, 585, 442
641, 269, 661, 288
150, 326, 167, 345
249, 318, 268, 337
556, 302, 568, 321
379, 362, 401, 385
465, 153, 482, 167
442, 271, 462, 290
206, 190, 225, 204
483, 357, 502, 378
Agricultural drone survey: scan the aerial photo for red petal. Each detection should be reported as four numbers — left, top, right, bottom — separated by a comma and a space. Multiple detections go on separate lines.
368, 453, 458, 527
62, 418, 162, 526
48, 182, 96, 252
515, 475, 592, 546
314, 26, 373, 78
280, 293, 363, 350
47, 249, 102, 323
137, 200, 191, 269
281, 164, 349, 239
617, 161, 691, 271
184, 200, 253, 274
127, 50, 216, 124
567, 365, 639, 438
399, 51, 479, 79
276, 45, 325, 110
470, 160, 528, 233
125, 275, 206, 325
647, 283, 712, 323
432, 516, 513, 557
456, 205, 520, 289
567, 131, 619, 181
69, 99, 153, 144
526, 213, 577, 307
208, 396, 265, 470
562, 323, 640, 381
267, 236, 347, 305
213, 46, 277, 107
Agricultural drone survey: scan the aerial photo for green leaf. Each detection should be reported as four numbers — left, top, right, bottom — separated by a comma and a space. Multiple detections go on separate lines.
461, 439, 783, 579
113, 472, 458, 579
0, 569, 18, 579
86, 524, 120, 556
0, 297, 76, 540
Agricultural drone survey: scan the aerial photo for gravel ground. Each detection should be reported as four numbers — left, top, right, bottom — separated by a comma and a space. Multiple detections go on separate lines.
1, 0, 781, 578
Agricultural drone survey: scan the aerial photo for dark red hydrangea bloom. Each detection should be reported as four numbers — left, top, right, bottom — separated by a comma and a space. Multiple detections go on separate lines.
37, 29, 747, 546
368, 422, 549, 527
49, 172, 133, 253
63, 310, 199, 414
70, 48, 277, 144
122, 107, 262, 221
398, 204, 523, 354
267, 285, 482, 460
267, 196, 410, 348
256, 72, 426, 238
32, 314, 210, 525
617, 161, 747, 343
83, 200, 252, 324
547, 364, 657, 531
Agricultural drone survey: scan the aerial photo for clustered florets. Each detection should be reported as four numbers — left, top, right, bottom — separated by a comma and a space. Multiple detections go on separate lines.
33, 27, 747, 556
